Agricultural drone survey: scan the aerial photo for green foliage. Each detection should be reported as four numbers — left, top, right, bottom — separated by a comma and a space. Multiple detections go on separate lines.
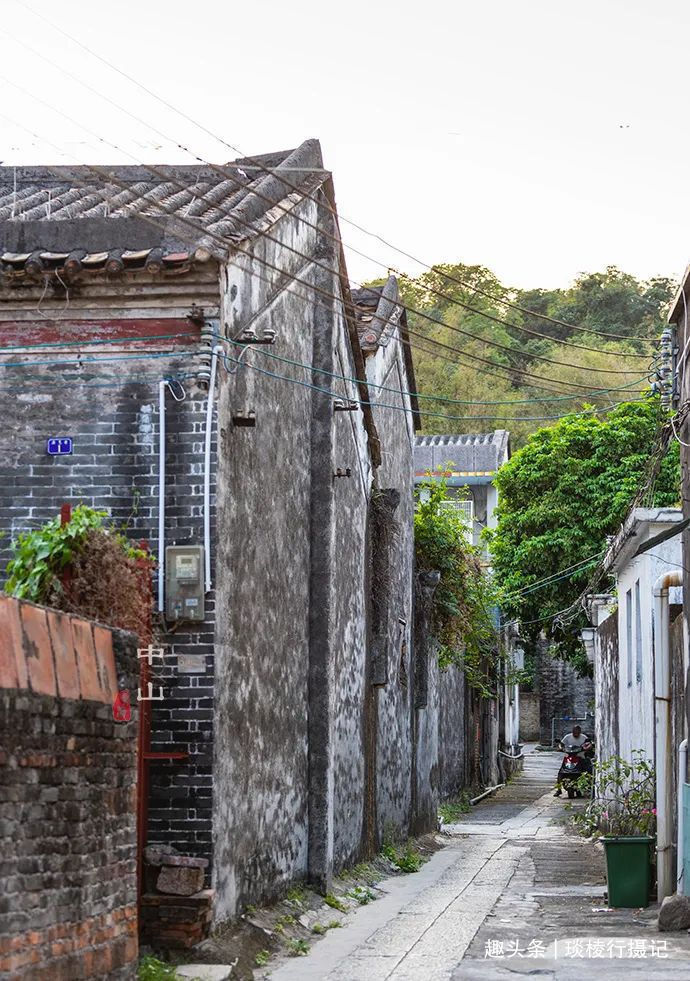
254, 949, 270, 966
381, 840, 422, 873
327, 919, 342, 929
5, 505, 148, 603
5, 505, 104, 601
138, 956, 181, 981
346, 885, 375, 905
285, 886, 307, 907
287, 938, 310, 956
438, 793, 472, 823
415, 476, 499, 693
323, 893, 348, 912
312, 923, 327, 935
393, 263, 674, 447
571, 752, 656, 838
487, 399, 679, 669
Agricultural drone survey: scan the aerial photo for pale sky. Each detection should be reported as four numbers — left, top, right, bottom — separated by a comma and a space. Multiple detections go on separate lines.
1, 0, 689, 291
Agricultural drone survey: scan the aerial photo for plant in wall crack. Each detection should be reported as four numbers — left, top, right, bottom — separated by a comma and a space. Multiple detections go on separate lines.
414, 475, 499, 694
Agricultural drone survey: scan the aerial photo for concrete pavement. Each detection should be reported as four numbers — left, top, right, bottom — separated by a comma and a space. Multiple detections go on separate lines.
270, 746, 690, 980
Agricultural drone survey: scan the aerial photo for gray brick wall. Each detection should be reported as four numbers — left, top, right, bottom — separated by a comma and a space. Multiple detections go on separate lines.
0, 351, 218, 875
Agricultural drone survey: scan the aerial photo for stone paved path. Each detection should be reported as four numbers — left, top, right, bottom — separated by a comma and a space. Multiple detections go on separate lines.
271, 746, 690, 979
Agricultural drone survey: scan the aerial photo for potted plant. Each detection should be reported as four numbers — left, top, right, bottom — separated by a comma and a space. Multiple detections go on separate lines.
573, 751, 656, 908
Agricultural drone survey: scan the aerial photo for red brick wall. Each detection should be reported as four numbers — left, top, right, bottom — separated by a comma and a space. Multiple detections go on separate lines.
0, 596, 139, 980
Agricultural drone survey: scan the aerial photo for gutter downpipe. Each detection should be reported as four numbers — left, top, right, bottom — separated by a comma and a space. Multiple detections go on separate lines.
203, 345, 222, 594
158, 380, 167, 612
679, 738, 688, 895
653, 569, 683, 902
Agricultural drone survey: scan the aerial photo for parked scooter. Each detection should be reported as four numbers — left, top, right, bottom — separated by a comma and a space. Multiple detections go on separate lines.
557, 739, 594, 799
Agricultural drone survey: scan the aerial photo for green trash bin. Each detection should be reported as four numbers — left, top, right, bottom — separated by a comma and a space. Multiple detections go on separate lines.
602, 836, 654, 908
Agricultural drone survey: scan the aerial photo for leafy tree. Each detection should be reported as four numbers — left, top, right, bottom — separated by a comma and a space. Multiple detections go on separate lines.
486, 399, 680, 672
388, 263, 675, 447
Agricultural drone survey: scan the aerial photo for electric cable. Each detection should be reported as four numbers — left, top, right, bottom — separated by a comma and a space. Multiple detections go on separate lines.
222, 349, 644, 423
227, 340, 650, 408
0, 19, 651, 362
0, 104, 651, 398
8, 0, 660, 347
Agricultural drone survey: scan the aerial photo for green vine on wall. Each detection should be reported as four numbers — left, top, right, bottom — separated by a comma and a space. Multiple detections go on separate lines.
414, 477, 500, 695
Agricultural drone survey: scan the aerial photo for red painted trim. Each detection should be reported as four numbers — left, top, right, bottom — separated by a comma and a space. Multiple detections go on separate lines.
0, 318, 199, 346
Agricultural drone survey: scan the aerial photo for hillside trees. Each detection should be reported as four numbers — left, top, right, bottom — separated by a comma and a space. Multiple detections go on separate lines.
392, 264, 674, 445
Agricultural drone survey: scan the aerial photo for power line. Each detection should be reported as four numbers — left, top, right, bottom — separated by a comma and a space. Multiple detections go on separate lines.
501, 553, 605, 601
231, 341, 649, 408
0, 15, 650, 364
0, 349, 204, 370
9, 0, 660, 348
0, 72, 640, 382
0, 102, 649, 398
222, 349, 644, 423
0, 331, 199, 353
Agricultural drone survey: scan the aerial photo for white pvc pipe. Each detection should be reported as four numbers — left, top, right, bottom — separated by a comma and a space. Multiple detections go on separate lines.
158, 380, 167, 612
203, 346, 222, 594
679, 739, 688, 895
653, 570, 682, 902
470, 783, 505, 806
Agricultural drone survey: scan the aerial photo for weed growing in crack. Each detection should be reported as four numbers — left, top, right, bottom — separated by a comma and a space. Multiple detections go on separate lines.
255, 949, 270, 966
382, 841, 422, 873
438, 794, 471, 823
288, 939, 310, 957
324, 894, 348, 912
347, 886, 375, 905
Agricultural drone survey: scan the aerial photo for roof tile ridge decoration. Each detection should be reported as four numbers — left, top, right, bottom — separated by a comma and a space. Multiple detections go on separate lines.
359, 275, 402, 349
199, 138, 326, 255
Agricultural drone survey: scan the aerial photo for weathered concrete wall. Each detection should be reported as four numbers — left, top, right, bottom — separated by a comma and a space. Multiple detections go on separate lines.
367, 338, 415, 842
0, 596, 139, 980
438, 664, 467, 796
594, 613, 619, 764
519, 692, 540, 742
535, 641, 594, 744
213, 198, 320, 917
328, 279, 370, 872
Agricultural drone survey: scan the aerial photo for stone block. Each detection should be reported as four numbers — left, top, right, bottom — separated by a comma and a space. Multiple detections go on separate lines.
156, 865, 205, 896
658, 892, 690, 931
0, 596, 27, 690
20, 605, 56, 698
47, 611, 80, 701
70, 619, 103, 703
177, 967, 234, 981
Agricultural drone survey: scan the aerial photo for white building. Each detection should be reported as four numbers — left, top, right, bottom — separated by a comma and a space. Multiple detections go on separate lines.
588, 507, 684, 765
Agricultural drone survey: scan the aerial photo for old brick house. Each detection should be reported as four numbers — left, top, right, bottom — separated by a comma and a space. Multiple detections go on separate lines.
0, 139, 483, 926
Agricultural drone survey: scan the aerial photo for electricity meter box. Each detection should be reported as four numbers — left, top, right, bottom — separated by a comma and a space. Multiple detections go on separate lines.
165, 545, 205, 621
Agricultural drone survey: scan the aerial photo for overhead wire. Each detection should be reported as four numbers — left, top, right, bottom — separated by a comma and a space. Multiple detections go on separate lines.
8, 0, 659, 348
0, 75, 644, 385
226, 339, 650, 408
221, 350, 643, 424
0, 91, 650, 405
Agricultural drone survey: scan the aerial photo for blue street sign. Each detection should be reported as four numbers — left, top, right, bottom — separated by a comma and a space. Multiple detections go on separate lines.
46, 437, 73, 456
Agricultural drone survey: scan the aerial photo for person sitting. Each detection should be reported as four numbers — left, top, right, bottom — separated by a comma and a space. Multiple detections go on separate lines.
554, 725, 591, 796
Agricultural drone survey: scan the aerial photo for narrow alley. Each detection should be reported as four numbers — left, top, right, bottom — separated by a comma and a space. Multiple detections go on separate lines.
271, 748, 690, 980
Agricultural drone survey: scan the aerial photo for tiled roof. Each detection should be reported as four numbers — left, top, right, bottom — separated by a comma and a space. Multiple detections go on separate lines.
414, 430, 510, 476
352, 275, 421, 428
0, 140, 325, 276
